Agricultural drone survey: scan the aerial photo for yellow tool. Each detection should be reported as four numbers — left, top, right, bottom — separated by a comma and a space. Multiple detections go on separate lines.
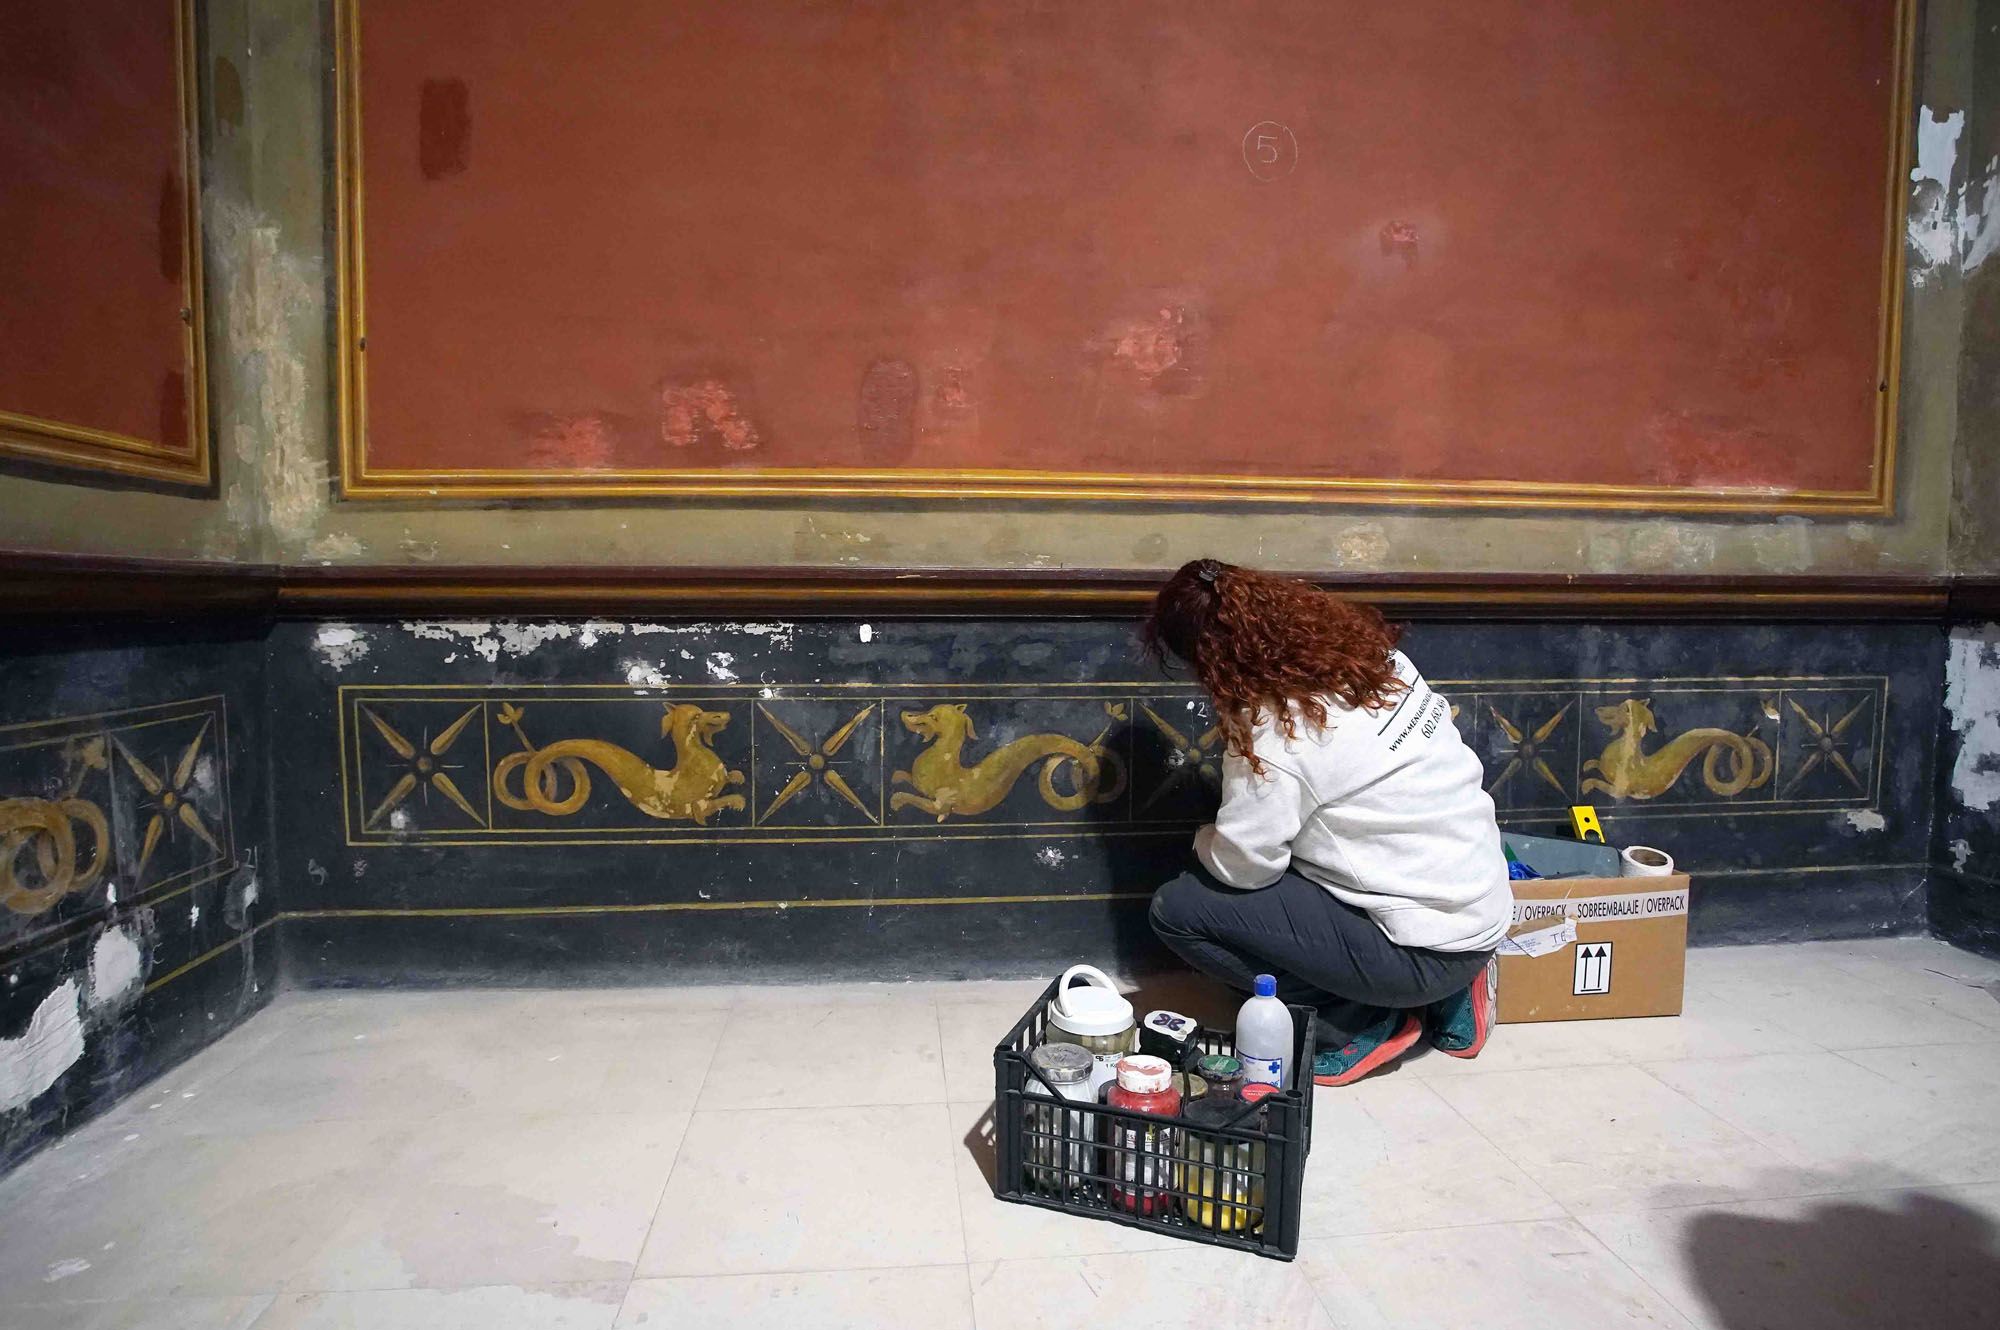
1569, 805, 1605, 843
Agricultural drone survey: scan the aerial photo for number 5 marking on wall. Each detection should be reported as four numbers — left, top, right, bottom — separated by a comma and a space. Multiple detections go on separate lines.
1241, 121, 1298, 181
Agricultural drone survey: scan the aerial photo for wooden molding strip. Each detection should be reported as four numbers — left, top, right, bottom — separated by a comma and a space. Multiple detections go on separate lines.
0, 548, 1970, 621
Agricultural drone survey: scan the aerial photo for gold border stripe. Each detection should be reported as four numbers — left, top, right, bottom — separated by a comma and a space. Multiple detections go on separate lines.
142, 916, 275, 994
286, 893, 1153, 919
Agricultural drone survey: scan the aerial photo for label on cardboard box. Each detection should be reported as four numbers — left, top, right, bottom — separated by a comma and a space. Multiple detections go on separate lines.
1511, 888, 1687, 927
1498, 916, 1576, 959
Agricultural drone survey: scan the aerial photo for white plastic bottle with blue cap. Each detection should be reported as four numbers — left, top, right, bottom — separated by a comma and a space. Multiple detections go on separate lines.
1235, 974, 1293, 1089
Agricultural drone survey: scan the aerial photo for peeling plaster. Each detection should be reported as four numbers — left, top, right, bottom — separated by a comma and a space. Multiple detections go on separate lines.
305, 531, 367, 563
624, 660, 669, 688
312, 624, 370, 670
1330, 523, 1391, 566
0, 981, 84, 1114
1944, 627, 2000, 812
1909, 106, 1966, 284
1843, 809, 1887, 833
401, 621, 581, 662
86, 928, 145, 1010
1748, 517, 1815, 573
1963, 155, 2000, 275
1951, 838, 1973, 872
205, 198, 327, 557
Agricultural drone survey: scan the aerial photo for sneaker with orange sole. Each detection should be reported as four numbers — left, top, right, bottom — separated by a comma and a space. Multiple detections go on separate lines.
1311, 1011, 1423, 1086
1423, 956, 1498, 1059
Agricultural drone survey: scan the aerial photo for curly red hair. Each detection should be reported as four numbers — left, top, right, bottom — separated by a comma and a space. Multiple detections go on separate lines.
1142, 559, 1405, 774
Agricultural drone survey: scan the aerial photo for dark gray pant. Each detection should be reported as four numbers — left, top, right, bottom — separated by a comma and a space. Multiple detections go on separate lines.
1149, 862, 1492, 1046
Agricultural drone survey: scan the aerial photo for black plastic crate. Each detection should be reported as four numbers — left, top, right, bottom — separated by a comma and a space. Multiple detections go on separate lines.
991, 977, 1318, 1260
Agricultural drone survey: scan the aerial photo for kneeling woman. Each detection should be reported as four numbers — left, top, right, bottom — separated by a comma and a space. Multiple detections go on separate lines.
1144, 560, 1508, 1085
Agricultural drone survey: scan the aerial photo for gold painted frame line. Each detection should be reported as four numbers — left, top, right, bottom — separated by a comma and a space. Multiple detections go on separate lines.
0, 0, 212, 487
333, 0, 1911, 513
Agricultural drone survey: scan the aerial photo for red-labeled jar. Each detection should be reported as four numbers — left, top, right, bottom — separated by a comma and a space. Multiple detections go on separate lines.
1106, 1054, 1181, 1215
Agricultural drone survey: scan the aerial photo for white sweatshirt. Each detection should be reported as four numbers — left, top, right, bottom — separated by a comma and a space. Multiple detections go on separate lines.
1192, 652, 1510, 952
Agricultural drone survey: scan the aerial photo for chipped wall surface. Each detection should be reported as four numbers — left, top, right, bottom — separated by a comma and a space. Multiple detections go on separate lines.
1950, 0, 2000, 574
1934, 625, 2000, 953
273, 617, 1941, 985
0, 625, 277, 1173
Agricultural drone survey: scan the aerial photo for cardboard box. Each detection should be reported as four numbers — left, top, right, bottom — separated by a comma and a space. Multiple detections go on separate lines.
1496, 874, 1689, 1022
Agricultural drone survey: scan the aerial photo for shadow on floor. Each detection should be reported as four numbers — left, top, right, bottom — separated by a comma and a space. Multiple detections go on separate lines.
1681, 1189, 2000, 1330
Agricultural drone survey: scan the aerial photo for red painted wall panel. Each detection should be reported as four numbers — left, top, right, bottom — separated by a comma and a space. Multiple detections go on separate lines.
347, 1, 1904, 506
0, 1, 200, 472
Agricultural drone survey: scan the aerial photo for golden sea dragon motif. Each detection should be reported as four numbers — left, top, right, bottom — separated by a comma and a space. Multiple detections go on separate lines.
891, 704, 1120, 820
1580, 698, 1773, 800
493, 702, 746, 824
1, 738, 110, 916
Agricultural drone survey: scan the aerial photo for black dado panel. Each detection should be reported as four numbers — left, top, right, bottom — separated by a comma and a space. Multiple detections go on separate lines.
271, 617, 1944, 985
0, 625, 277, 1173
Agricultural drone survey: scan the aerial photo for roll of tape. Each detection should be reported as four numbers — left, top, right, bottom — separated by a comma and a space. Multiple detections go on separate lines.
1620, 845, 1675, 877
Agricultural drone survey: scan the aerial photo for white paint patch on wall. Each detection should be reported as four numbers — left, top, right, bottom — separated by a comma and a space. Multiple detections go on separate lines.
312, 624, 370, 670
706, 652, 739, 683
399, 620, 583, 662
1944, 626, 2000, 812
858, 623, 873, 643
86, 927, 145, 1009
1951, 838, 1973, 871
0, 981, 85, 1113
1748, 517, 1814, 573
1843, 808, 1887, 833
1909, 106, 1966, 284
624, 660, 669, 688
614, 621, 799, 649
1331, 523, 1390, 565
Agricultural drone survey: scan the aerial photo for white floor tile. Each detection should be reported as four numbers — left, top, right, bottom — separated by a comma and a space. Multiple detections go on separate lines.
1570, 995, 1823, 1062
636, 1104, 965, 1276
289, 1112, 691, 1291
616, 1266, 973, 1329
1298, 1218, 1694, 1329
1819, 945, 2000, 1032
1695, 965, 1997, 1051
1643, 1049, 2000, 1189
936, 1002, 1029, 1103
182, 997, 729, 1130
697, 1000, 945, 1110
1579, 1184, 2000, 1330
1299, 1076, 1565, 1236
968, 1248, 1334, 1330
253, 1283, 625, 1329
9, 1295, 274, 1330
1429, 1064, 1788, 1212
1406, 1019, 1626, 1077
0, 1119, 411, 1300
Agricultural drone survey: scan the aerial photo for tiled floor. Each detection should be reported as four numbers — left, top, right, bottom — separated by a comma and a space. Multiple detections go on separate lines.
5, 938, 2000, 1329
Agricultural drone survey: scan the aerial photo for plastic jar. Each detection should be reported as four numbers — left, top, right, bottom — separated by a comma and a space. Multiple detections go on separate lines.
1180, 1095, 1265, 1232
1105, 1054, 1180, 1215
1024, 1043, 1095, 1193
1195, 1053, 1245, 1101
1044, 964, 1137, 1095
